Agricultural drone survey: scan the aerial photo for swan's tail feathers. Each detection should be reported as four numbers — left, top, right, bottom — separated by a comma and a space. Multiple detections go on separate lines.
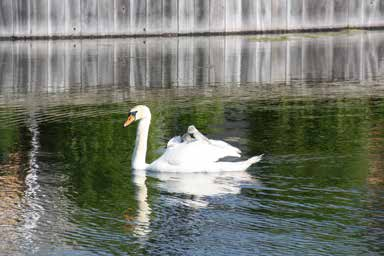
247, 154, 263, 165
212, 154, 263, 172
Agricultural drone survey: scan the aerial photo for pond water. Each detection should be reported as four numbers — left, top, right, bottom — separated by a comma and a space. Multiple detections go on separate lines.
0, 30, 384, 255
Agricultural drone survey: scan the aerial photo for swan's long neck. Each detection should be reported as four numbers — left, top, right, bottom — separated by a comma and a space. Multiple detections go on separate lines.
132, 117, 151, 169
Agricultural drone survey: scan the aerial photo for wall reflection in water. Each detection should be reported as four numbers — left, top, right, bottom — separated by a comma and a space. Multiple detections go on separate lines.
1, 30, 384, 96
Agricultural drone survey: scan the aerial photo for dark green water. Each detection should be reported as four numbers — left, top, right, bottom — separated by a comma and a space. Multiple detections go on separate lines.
0, 31, 384, 255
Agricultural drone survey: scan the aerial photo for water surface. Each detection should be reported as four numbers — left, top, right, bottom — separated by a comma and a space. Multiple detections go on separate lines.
0, 30, 384, 255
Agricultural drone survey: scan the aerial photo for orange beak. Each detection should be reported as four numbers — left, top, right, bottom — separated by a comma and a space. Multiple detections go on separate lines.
123, 115, 135, 127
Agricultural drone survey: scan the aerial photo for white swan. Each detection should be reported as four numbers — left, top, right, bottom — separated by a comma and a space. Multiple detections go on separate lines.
123, 105, 262, 172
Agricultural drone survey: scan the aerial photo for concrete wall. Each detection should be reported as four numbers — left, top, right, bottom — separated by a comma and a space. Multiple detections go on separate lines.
1, 0, 384, 38
1, 31, 384, 97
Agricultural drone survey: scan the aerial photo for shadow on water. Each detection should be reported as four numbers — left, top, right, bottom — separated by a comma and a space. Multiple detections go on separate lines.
0, 30, 383, 255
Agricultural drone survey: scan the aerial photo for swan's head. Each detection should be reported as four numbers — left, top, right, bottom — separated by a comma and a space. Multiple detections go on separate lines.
123, 105, 151, 127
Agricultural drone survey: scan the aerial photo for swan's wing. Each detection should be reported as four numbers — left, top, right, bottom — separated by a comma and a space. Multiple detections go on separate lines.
209, 139, 242, 155
152, 127, 245, 172
153, 140, 239, 168
165, 141, 225, 165
167, 136, 183, 148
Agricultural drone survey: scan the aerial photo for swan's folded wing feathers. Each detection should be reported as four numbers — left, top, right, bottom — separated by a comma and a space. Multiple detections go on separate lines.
159, 140, 237, 166
167, 136, 183, 148
209, 139, 242, 155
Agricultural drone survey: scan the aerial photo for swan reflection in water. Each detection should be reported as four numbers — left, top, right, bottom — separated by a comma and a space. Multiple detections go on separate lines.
129, 168, 260, 237
128, 169, 152, 237
148, 170, 259, 198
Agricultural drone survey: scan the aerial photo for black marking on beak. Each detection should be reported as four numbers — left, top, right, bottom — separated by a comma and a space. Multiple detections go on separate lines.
128, 111, 138, 117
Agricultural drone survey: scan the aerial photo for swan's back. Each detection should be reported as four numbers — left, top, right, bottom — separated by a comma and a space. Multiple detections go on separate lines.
166, 140, 237, 164
149, 139, 243, 172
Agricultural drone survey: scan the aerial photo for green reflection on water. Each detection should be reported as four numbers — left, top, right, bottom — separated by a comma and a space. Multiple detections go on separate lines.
247, 98, 372, 182
0, 110, 21, 165
1, 97, 381, 200
0, 96, 383, 254
0, 126, 19, 164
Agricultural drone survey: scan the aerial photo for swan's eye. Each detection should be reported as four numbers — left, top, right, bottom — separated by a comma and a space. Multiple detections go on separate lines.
129, 111, 138, 117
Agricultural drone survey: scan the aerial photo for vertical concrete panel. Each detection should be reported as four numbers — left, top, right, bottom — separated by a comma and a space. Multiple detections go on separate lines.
13, 0, 30, 36
241, 0, 257, 32
225, 37, 241, 83
131, 0, 147, 34
345, 34, 363, 80
114, 40, 131, 87
226, 0, 241, 32
194, 0, 209, 33
287, 0, 303, 30
362, 32, 376, 79
48, 0, 65, 36
303, 0, 331, 29
256, 41, 271, 83
0, 0, 13, 37
82, 0, 98, 35
362, 32, 384, 79
178, 38, 194, 86
0, 42, 13, 90
30, 42, 48, 91
348, 0, 364, 27
271, 0, 287, 31
209, 37, 225, 83
365, 0, 384, 26
193, 38, 209, 85
146, 39, 163, 87
375, 33, 384, 77
240, 39, 257, 83
48, 41, 65, 92
332, 36, 349, 80
376, 33, 384, 78
301, 38, 313, 80
31, 0, 48, 36
82, 41, 98, 86
286, 39, 303, 81
147, 0, 163, 34
130, 40, 146, 87
356, 33, 364, 81
98, 0, 115, 35
179, 0, 194, 33
98, 43, 114, 85
64, 41, 81, 86
13, 42, 30, 91
270, 41, 287, 82
115, 0, 130, 34
333, 0, 348, 28
162, 38, 178, 86
361, 34, 374, 80
209, 0, 225, 33
163, 0, 178, 34
257, 0, 271, 31
65, 0, 81, 35
302, 38, 333, 80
